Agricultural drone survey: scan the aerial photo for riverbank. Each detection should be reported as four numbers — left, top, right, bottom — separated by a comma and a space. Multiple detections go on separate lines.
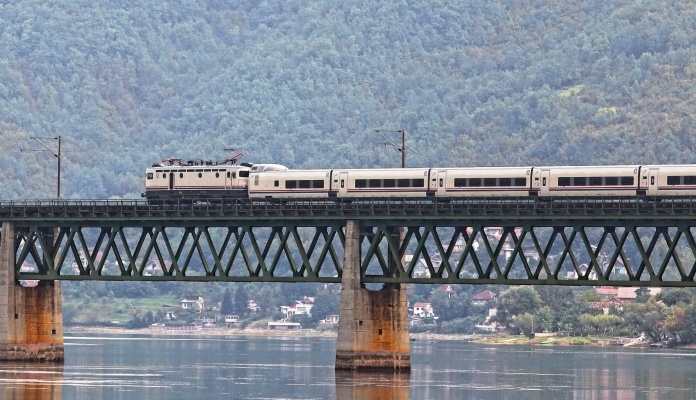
65, 326, 635, 347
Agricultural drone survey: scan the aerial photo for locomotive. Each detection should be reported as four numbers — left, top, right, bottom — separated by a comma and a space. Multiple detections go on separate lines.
144, 159, 696, 201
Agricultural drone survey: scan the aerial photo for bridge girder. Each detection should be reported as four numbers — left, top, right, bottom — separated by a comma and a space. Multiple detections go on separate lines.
5, 214, 696, 287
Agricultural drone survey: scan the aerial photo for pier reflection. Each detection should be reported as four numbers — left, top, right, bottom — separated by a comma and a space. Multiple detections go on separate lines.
335, 369, 410, 400
0, 363, 63, 400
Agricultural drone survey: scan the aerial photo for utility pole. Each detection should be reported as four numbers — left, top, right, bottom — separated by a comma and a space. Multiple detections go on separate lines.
20, 136, 62, 198
374, 128, 405, 168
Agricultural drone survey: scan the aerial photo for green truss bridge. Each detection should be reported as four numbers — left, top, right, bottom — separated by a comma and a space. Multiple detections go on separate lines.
3, 197, 696, 367
3, 197, 696, 286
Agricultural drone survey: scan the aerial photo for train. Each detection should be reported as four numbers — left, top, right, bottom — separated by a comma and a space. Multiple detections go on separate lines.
143, 160, 696, 202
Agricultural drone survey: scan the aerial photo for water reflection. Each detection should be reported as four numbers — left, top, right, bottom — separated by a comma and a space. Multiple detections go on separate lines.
335, 369, 410, 400
0, 363, 63, 400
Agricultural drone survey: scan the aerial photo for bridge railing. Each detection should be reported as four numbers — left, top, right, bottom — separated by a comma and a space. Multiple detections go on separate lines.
1, 197, 696, 219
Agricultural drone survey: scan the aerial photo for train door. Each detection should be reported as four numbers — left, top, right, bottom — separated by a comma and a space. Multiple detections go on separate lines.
169, 172, 175, 190
437, 171, 447, 196
539, 170, 550, 196
647, 168, 659, 196
338, 172, 348, 197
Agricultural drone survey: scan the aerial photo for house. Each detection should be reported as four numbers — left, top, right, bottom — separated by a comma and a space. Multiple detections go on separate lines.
595, 286, 662, 304
320, 315, 339, 325
412, 302, 435, 318
475, 307, 498, 332
280, 297, 314, 318
161, 304, 177, 320
181, 295, 205, 312
268, 321, 301, 330
588, 298, 624, 314
248, 300, 260, 313
472, 290, 497, 306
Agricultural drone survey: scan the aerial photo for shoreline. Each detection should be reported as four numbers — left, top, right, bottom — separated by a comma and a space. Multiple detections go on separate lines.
64, 326, 658, 348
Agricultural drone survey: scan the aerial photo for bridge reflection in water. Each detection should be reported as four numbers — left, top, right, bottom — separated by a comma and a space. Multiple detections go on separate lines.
335, 369, 410, 399
0, 363, 63, 400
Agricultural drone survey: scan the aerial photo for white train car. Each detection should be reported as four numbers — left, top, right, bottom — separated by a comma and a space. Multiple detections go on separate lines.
641, 165, 696, 196
145, 163, 250, 199
331, 168, 431, 198
248, 169, 332, 200
430, 167, 533, 198
534, 165, 640, 197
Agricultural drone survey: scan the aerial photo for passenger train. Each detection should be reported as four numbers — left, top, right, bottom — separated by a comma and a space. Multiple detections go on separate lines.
144, 160, 696, 201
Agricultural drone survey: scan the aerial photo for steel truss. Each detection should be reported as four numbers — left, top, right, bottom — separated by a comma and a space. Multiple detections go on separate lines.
8, 218, 696, 287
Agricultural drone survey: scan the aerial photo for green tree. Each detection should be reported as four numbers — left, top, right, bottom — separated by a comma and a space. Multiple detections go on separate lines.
658, 288, 695, 306
495, 286, 543, 328
220, 288, 234, 315
622, 298, 668, 341
308, 291, 339, 325
233, 285, 248, 317
534, 306, 555, 332
516, 313, 535, 336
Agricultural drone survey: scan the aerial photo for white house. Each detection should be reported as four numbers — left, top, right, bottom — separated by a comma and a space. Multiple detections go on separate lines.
181, 295, 205, 312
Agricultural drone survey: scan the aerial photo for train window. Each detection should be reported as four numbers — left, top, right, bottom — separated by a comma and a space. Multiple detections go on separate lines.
274, 180, 279, 187
384, 179, 396, 188
413, 179, 424, 187
514, 178, 527, 187
198, 173, 202, 178
398, 179, 410, 187
499, 178, 512, 186
179, 173, 183, 178
239, 171, 249, 178
685, 176, 696, 185
355, 179, 367, 188
558, 177, 571, 186
605, 177, 618, 186
369, 179, 381, 188
573, 177, 587, 186
483, 178, 496, 187
162, 173, 167, 179
204, 169, 211, 172
667, 176, 680, 185
227, 172, 231, 178
453, 178, 466, 187
589, 177, 602, 186
232, 172, 236, 179
468, 178, 482, 187
313, 180, 325, 189
285, 180, 297, 189
215, 172, 220, 178
147, 173, 153, 179
299, 180, 311, 189
621, 176, 635, 186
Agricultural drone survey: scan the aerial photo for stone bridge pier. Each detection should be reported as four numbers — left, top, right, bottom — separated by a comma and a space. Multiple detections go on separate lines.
0, 222, 64, 361
335, 220, 410, 370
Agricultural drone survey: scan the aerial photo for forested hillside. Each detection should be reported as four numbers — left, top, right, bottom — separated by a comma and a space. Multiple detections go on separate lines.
1, 0, 695, 199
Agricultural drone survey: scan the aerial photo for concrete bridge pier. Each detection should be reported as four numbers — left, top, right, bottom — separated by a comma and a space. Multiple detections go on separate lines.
0, 222, 64, 361
335, 220, 410, 370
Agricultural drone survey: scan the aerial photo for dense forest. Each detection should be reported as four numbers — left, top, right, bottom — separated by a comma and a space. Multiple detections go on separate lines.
1, 0, 695, 199
2, 1, 696, 334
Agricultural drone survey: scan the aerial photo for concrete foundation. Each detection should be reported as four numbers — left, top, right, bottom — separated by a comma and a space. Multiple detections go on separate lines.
0, 222, 64, 362
335, 221, 410, 370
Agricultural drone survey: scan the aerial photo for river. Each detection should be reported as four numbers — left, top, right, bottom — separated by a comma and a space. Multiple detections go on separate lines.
1, 334, 695, 399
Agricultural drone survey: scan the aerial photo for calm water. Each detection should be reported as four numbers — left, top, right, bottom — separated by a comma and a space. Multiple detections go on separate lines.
1, 334, 696, 399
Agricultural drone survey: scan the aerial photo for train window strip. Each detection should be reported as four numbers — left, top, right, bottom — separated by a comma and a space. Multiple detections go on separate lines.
354, 178, 424, 188
452, 177, 527, 188
558, 176, 634, 187
284, 180, 326, 189
667, 175, 696, 185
